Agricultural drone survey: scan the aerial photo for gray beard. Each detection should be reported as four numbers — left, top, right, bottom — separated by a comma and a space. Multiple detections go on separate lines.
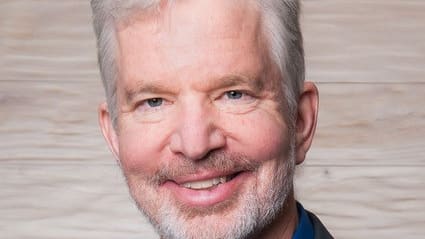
129, 140, 296, 239
154, 156, 294, 238
157, 175, 293, 239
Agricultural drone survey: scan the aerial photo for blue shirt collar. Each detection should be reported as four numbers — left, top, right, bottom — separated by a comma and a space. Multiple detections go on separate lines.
292, 202, 314, 239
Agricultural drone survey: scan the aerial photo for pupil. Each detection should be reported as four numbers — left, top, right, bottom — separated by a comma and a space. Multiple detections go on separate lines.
147, 98, 163, 107
228, 91, 242, 99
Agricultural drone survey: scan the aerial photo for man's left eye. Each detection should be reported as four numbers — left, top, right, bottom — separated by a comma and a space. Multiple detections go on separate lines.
225, 90, 243, 100
146, 98, 163, 107
216, 90, 257, 113
218, 90, 256, 105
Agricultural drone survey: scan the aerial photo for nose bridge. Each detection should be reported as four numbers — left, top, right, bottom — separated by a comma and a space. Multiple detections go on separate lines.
170, 95, 224, 160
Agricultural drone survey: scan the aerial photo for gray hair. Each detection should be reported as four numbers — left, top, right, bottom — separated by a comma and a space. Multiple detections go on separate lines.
90, 0, 304, 128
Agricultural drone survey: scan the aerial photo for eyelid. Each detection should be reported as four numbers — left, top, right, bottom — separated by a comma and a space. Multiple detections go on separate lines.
215, 90, 257, 106
134, 97, 171, 111
133, 93, 171, 105
222, 89, 257, 99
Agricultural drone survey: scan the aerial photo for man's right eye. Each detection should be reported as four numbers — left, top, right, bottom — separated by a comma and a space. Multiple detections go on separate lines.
135, 98, 166, 114
132, 97, 172, 122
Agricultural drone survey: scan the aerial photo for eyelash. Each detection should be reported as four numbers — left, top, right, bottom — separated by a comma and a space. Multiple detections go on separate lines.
135, 98, 167, 113
221, 90, 256, 101
145, 98, 163, 107
134, 89, 255, 111
225, 90, 244, 99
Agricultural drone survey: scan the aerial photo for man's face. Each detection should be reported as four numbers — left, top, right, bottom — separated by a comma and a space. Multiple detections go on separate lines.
106, 1, 296, 238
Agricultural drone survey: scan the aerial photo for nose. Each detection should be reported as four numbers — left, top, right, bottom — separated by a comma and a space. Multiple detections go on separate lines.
169, 100, 226, 161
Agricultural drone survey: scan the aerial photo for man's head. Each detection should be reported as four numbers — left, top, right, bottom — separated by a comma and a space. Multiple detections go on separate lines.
92, 0, 319, 238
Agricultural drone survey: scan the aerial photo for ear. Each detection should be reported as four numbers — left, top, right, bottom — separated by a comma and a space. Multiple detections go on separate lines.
98, 102, 120, 162
295, 82, 319, 165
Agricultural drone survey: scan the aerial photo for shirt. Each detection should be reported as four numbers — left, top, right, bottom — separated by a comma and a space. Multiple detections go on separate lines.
292, 202, 315, 239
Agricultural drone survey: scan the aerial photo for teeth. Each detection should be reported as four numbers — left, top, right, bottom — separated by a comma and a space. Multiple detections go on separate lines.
182, 176, 228, 190
219, 177, 226, 184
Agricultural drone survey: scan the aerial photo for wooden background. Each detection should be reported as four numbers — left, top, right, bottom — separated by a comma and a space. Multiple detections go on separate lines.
1, 0, 424, 238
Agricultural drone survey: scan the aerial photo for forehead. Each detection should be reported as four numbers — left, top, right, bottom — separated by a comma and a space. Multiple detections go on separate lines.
118, 0, 261, 38
116, 0, 269, 87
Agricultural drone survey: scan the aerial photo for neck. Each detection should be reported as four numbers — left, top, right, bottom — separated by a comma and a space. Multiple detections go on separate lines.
252, 192, 298, 239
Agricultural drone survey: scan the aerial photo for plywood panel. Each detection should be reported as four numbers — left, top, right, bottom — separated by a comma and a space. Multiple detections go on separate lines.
0, 0, 98, 82
0, 81, 109, 162
309, 83, 425, 166
1, 0, 424, 83
0, 163, 156, 239
1, 81, 424, 165
303, 0, 425, 83
1, 163, 423, 239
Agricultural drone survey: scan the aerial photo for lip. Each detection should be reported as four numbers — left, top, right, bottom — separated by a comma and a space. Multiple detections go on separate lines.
170, 170, 240, 185
162, 171, 252, 207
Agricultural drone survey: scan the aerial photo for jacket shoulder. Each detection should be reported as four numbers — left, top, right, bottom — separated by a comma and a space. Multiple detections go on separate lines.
306, 211, 334, 239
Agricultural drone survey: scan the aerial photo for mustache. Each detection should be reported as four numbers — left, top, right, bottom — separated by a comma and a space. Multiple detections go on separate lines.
149, 151, 260, 185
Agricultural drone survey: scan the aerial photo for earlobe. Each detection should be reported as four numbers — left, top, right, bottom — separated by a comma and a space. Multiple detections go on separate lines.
295, 82, 319, 165
98, 102, 120, 161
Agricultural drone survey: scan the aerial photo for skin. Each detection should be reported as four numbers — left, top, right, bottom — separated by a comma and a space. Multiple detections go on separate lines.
98, 0, 319, 238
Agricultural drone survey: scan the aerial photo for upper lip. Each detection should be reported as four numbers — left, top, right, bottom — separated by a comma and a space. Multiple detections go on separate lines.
169, 170, 242, 185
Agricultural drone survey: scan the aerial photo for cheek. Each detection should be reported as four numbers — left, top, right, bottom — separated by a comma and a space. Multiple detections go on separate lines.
117, 125, 167, 175
224, 112, 290, 163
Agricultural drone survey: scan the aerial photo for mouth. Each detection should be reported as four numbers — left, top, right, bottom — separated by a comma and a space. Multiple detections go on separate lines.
162, 171, 249, 207
179, 173, 239, 190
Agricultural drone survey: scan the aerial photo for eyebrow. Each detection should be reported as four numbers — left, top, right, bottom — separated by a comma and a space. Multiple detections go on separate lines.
124, 82, 173, 104
206, 74, 265, 92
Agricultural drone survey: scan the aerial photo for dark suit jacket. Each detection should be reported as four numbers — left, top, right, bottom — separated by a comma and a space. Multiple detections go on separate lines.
307, 211, 334, 239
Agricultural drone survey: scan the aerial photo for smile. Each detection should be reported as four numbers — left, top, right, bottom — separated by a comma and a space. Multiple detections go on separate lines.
181, 175, 235, 190
163, 171, 248, 207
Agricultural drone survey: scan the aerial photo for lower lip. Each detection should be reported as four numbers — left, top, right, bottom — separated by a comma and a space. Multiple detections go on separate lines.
162, 172, 251, 207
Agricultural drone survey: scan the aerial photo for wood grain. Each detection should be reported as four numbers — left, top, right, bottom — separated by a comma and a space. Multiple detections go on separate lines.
303, 0, 425, 83
0, 0, 98, 82
1, 163, 423, 239
310, 83, 425, 166
1, 0, 424, 83
0, 163, 156, 239
0, 81, 109, 162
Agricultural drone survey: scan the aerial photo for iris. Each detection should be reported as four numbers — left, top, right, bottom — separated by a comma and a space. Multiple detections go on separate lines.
226, 91, 243, 100
147, 98, 163, 107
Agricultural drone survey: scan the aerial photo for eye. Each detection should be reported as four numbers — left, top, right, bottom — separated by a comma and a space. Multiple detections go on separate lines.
133, 97, 172, 122
135, 97, 167, 114
216, 90, 256, 106
222, 90, 255, 102
215, 89, 257, 114
146, 98, 163, 107
225, 90, 243, 100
